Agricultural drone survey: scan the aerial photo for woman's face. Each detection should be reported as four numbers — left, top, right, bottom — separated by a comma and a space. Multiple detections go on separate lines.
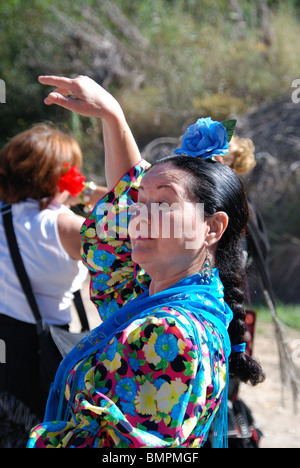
128, 164, 209, 280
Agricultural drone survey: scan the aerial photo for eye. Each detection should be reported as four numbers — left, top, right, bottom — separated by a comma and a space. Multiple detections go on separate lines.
128, 202, 144, 216
158, 202, 180, 213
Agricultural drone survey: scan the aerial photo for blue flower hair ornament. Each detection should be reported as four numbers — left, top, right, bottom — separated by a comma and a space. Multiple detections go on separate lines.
174, 117, 237, 161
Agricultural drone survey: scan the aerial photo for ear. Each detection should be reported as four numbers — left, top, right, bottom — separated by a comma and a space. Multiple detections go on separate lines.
214, 156, 224, 164
204, 212, 229, 247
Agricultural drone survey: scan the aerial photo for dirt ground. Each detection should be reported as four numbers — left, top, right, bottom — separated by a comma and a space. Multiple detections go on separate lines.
239, 322, 300, 448
71, 280, 300, 449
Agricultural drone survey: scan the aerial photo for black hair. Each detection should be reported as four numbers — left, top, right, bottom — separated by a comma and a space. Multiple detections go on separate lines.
153, 155, 265, 386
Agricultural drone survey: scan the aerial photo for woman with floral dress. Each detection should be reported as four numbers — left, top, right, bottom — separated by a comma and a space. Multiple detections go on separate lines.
27, 75, 264, 448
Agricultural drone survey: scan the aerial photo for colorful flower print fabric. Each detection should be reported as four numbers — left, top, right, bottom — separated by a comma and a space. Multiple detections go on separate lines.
80, 160, 151, 321
29, 310, 226, 448
28, 160, 227, 448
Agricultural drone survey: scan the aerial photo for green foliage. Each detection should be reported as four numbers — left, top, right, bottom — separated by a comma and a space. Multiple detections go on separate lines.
1, 0, 300, 178
256, 303, 300, 331
221, 120, 237, 142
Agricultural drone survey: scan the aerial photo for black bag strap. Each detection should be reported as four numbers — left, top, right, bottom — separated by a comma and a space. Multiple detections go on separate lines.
1, 203, 42, 322
1, 203, 89, 331
73, 290, 90, 332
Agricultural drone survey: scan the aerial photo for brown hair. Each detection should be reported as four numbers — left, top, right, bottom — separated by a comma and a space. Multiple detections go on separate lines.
0, 123, 82, 205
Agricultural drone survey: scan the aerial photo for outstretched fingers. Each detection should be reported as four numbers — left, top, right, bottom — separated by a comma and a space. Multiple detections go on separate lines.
38, 74, 122, 119
38, 75, 74, 89
39, 76, 78, 109
39, 75, 94, 115
43, 92, 74, 108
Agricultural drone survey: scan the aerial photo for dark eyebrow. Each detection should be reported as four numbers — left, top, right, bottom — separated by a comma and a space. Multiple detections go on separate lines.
139, 184, 177, 193
157, 184, 176, 191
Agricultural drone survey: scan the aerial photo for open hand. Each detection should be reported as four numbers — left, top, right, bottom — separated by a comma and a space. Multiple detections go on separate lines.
38, 75, 122, 120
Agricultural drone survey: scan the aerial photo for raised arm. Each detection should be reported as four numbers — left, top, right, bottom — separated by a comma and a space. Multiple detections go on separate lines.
38, 75, 141, 191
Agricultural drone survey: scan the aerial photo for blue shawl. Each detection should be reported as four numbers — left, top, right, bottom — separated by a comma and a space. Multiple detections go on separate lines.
44, 269, 233, 448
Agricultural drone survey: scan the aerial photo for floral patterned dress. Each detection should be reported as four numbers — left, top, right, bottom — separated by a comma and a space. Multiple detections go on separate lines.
28, 160, 228, 448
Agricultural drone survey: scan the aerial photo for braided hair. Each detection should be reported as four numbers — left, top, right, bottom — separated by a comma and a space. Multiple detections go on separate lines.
153, 155, 265, 386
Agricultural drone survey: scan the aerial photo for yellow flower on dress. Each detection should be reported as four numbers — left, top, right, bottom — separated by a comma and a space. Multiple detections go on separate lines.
100, 239, 123, 249
143, 331, 161, 366
182, 415, 198, 440
86, 250, 99, 270
219, 362, 227, 388
107, 270, 126, 288
103, 353, 122, 373
156, 378, 187, 413
178, 338, 187, 354
114, 180, 128, 198
127, 324, 142, 345
135, 381, 157, 415
85, 227, 96, 238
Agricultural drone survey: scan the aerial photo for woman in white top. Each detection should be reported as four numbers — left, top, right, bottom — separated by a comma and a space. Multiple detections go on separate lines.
0, 123, 105, 425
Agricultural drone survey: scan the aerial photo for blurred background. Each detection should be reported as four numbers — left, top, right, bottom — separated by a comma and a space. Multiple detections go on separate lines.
0, 0, 299, 309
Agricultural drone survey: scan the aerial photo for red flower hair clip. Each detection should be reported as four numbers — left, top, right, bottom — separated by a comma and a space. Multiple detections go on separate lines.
58, 164, 86, 197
